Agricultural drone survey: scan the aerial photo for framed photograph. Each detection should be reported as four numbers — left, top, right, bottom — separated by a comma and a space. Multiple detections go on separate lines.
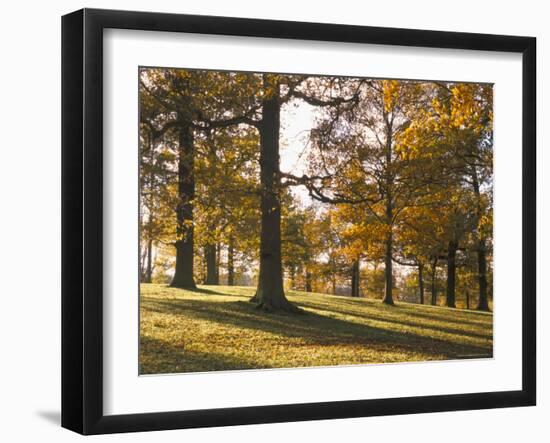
61, 8, 536, 435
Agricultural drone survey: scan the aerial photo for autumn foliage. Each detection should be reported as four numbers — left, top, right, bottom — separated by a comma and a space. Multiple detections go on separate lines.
139, 69, 493, 312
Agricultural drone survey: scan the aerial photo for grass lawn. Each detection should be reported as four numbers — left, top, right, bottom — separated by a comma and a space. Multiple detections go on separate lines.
140, 284, 493, 374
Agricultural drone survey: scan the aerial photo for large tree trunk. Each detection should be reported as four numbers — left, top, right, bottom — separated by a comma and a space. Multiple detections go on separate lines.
351, 260, 360, 297
204, 243, 218, 285
227, 237, 235, 286
171, 124, 196, 289
446, 240, 458, 308
251, 78, 299, 313
418, 262, 424, 304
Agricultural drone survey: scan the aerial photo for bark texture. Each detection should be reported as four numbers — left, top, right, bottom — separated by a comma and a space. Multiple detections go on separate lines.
171, 124, 197, 289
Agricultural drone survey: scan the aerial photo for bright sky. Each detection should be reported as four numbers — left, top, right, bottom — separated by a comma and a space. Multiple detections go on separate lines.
279, 100, 318, 207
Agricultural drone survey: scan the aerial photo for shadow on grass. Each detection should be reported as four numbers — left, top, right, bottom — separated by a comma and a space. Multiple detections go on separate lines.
390, 307, 493, 328
316, 295, 492, 319
302, 295, 493, 328
296, 301, 492, 341
167, 286, 234, 296
142, 296, 492, 361
140, 335, 268, 374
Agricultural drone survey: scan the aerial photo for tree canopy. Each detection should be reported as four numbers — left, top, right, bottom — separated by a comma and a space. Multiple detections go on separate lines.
139, 68, 493, 312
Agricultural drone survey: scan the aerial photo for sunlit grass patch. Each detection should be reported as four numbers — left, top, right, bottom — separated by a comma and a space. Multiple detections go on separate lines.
139, 284, 493, 374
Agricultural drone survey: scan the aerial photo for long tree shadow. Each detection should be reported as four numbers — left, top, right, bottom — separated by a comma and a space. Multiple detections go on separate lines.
295, 301, 492, 341
163, 286, 237, 296
297, 305, 491, 340
142, 296, 492, 359
298, 296, 493, 330
389, 307, 493, 328
312, 295, 493, 321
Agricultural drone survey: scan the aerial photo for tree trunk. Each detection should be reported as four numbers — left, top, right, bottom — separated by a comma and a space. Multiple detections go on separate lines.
382, 231, 394, 304
204, 243, 218, 285
144, 238, 153, 283
216, 242, 221, 283
430, 258, 438, 305
351, 260, 360, 297
476, 239, 490, 311
227, 237, 235, 286
171, 123, 196, 289
289, 265, 296, 290
381, 114, 395, 306
471, 166, 490, 311
139, 245, 147, 282
251, 78, 299, 313
330, 256, 337, 295
305, 267, 312, 292
142, 131, 156, 285
418, 262, 424, 305
446, 240, 458, 308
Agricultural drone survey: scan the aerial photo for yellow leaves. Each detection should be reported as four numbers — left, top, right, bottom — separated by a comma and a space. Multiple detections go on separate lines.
382, 80, 400, 112
395, 82, 493, 169
448, 84, 493, 132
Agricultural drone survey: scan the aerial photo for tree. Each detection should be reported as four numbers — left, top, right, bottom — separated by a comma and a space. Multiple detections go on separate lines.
139, 70, 493, 314
288, 80, 430, 305
248, 75, 360, 311
194, 125, 260, 285
140, 68, 260, 289
247, 75, 299, 311
401, 82, 493, 310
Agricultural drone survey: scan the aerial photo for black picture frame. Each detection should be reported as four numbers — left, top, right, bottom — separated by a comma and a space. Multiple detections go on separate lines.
61, 8, 536, 435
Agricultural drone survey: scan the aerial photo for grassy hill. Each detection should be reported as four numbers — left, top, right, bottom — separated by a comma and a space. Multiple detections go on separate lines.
140, 284, 493, 374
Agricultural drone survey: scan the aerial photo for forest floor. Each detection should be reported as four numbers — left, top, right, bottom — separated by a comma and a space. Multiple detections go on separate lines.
139, 284, 493, 374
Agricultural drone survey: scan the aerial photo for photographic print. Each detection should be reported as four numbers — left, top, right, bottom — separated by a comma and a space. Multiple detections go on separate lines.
138, 68, 493, 375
